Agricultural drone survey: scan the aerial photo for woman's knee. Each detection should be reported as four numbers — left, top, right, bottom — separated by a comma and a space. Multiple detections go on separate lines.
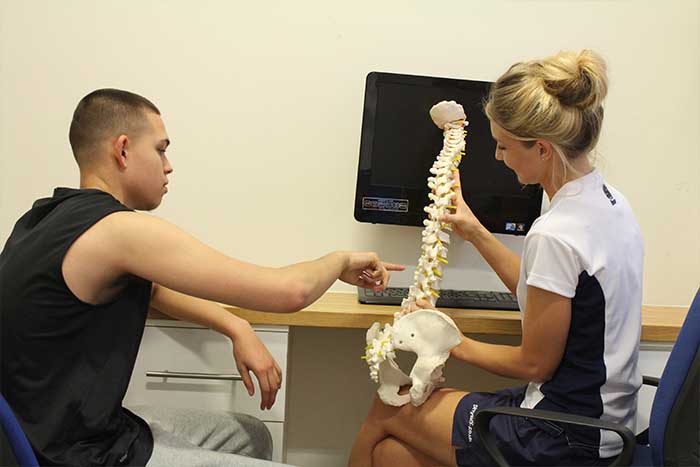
365, 392, 425, 439
372, 436, 430, 467
372, 437, 404, 467
367, 392, 407, 419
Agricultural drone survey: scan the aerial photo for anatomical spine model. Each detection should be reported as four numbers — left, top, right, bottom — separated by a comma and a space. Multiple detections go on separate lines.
364, 101, 468, 407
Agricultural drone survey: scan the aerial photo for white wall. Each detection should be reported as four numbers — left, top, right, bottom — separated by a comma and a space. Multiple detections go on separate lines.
1, 0, 698, 305
1, 1, 698, 466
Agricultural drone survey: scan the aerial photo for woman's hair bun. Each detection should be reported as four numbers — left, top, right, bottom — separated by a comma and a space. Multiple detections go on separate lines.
539, 49, 608, 110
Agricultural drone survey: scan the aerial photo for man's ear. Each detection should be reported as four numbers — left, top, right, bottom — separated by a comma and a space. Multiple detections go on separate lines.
113, 135, 129, 170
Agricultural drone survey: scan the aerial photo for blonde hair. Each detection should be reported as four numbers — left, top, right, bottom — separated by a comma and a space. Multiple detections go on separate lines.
484, 50, 608, 187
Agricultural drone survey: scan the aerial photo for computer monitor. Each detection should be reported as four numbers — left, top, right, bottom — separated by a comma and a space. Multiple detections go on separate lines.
354, 72, 543, 235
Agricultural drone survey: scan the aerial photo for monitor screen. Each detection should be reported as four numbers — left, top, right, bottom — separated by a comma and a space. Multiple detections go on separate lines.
354, 72, 543, 235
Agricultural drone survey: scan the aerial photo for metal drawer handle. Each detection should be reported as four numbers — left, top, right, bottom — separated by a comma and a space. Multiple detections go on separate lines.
146, 370, 243, 381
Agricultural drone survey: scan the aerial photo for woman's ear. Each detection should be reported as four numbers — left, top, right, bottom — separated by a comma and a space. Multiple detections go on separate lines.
537, 140, 553, 162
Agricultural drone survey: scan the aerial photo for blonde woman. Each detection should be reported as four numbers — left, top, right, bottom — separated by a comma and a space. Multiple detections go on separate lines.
349, 50, 643, 467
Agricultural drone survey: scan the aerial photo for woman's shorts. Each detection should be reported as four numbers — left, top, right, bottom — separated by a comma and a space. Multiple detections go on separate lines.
451, 385, 614, 466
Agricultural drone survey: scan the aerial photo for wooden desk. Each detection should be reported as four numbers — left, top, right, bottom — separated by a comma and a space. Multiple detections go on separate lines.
148, 292, 687, 342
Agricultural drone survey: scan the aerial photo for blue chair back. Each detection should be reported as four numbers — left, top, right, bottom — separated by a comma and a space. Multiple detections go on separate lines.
648, 287, 700, 466
0, 394, 38, 467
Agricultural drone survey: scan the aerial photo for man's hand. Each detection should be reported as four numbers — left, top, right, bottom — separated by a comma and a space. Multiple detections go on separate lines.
231, 321, 282, 410
429, 100, 466, 129
338, 252, 405, 291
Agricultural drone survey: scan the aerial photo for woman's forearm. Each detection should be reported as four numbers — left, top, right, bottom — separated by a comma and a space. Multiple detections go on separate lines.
470, 226, 521, 294
452, 335, 549, 382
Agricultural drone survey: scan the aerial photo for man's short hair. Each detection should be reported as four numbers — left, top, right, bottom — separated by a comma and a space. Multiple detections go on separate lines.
68, 89, 160, 165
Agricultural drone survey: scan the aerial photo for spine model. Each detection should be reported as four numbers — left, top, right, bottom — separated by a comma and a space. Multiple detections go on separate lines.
397, 120, 467, 317
364, 102, 468, 403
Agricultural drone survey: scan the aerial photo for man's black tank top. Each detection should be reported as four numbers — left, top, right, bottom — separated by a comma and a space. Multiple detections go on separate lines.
0, 188, 153, 466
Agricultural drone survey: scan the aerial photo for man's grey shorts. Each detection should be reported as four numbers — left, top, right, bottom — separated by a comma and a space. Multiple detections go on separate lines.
130, 405, 293, 466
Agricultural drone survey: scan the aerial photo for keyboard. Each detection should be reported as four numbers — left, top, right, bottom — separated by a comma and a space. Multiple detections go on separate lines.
357, 287, 520, 311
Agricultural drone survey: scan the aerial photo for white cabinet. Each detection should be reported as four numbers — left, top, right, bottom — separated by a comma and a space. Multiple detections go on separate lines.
124, 320, 290, 462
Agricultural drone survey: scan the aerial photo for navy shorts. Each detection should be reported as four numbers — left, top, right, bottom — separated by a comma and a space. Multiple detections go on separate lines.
451, 385, 614, 466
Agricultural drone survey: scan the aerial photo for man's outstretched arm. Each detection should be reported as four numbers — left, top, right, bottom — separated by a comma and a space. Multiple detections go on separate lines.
102, 211, 403, 312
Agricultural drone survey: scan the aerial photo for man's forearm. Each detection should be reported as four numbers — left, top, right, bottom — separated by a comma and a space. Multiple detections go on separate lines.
471, 227, 521, 294
151, 284, 251, 341
279, 252, 348, 308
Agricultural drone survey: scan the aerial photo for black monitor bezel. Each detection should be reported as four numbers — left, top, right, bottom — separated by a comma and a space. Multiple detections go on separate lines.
354, 71, 543, 235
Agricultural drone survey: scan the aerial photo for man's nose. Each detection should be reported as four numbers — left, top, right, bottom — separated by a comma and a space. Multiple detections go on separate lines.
164, 156, 173, 174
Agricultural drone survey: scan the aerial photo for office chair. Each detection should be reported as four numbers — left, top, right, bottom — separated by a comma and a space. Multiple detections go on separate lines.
0, 394, 38, 467
474, 287, 700, 467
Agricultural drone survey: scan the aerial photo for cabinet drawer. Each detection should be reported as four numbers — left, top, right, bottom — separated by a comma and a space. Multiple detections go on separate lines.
124, 324, 288, 422
265, 421, 285, 463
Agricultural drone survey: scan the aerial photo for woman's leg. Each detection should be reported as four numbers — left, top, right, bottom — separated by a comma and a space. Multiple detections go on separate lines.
349, 388, 468, 467
373, 437, 445, 467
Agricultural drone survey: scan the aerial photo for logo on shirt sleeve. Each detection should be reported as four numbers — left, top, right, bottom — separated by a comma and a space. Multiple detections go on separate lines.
602, 185, 617, 206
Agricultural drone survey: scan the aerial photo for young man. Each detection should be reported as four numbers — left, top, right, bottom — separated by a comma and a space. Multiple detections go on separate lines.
0, 89, 403, 466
